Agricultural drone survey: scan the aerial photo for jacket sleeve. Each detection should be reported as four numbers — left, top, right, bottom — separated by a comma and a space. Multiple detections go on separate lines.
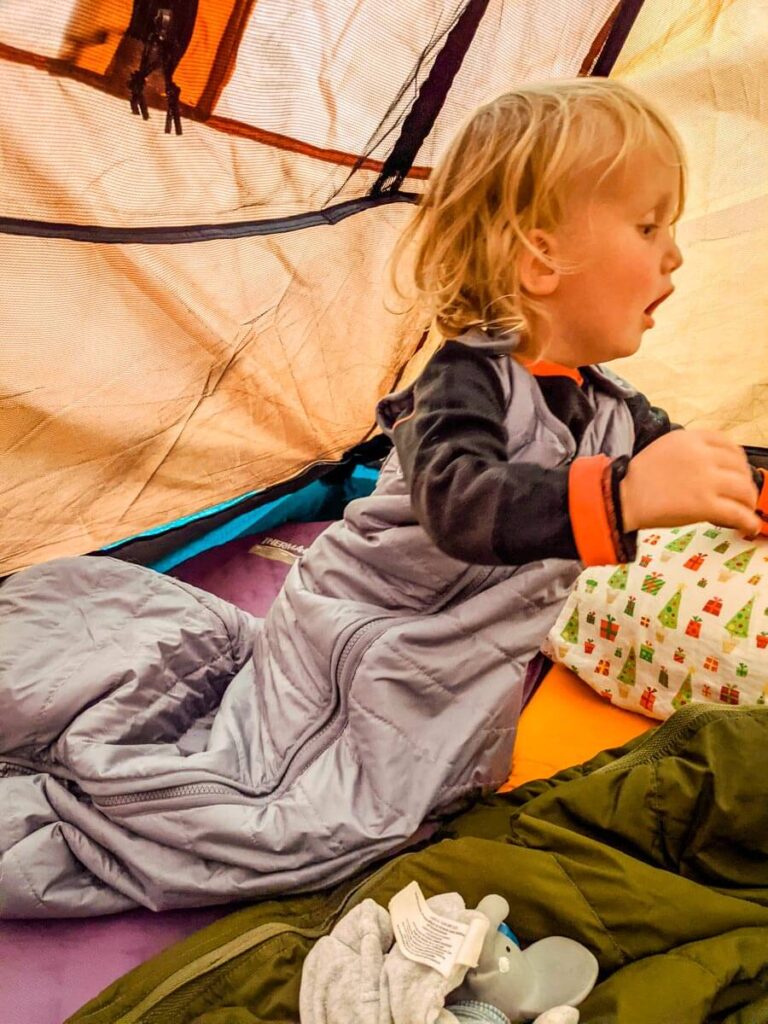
382, 341, 631, 566
625, 390, 680, 454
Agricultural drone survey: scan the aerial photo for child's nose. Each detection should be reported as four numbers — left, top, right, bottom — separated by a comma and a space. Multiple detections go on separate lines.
664, 234, 683, 274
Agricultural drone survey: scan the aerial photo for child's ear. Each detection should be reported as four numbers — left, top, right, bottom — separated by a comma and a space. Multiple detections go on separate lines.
519, 229, 560, 297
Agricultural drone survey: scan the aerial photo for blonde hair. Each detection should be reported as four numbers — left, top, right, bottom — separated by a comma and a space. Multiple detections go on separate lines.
392, 78, 686, 356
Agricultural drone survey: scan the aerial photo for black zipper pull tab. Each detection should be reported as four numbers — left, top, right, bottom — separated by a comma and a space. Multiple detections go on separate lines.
165, 79, 182, 135
154, 7, 183, 135
129, 69, 150, 119
126, 3, 186, 135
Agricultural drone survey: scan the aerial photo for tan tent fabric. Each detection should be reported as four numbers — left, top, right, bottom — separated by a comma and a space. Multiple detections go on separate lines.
0, 66, 426, 571
0, 60, 379, 226
1, 1, 766, 576
414, 0, 618, 166
0, 1, 619, 175
0, 2, 623, 575
0, 0, 130, 71
216, 1, 466, 158
2, 212, 422, 569
611, 0, 768, 441
216, 0, 618, 166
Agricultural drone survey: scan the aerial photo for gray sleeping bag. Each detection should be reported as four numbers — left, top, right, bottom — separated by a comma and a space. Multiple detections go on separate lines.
0, 341, 636, 917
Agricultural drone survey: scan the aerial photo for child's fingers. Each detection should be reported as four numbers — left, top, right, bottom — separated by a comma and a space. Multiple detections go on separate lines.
713, 500, 763, 536
707, 443, 754, 473
713, 459, 755, 486
700, 434, 753, 472
716, 470, 760, 507
742, 513, 765, 538
699, 430, 749, 454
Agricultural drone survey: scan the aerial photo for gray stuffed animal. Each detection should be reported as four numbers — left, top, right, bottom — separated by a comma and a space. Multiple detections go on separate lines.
449, 895, 598, 1022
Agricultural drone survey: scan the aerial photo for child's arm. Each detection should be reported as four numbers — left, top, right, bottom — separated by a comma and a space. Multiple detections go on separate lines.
381, 342, 762, 568
380, 341, 631, 567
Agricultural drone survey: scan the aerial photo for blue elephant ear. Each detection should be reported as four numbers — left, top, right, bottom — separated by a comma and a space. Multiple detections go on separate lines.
497, 922, 520, 947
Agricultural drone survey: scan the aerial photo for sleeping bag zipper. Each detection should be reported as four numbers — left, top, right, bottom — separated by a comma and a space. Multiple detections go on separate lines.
332, 614, 395, 689
0, 761, 37, 778
593, 702, 747, 775
94, 614, 397, 809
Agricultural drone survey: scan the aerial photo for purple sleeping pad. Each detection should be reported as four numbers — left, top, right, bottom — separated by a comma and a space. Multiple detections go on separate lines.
0, 520, 331, 1024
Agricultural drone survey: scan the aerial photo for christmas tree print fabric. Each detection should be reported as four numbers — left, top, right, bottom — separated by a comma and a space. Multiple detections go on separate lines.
545, 524, 768, 720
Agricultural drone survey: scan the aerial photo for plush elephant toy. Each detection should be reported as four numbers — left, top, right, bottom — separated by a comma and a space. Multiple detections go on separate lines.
449, 895, 599, 1022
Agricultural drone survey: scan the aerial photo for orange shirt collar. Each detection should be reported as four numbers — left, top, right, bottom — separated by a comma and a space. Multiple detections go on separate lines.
516, 357, 584, 386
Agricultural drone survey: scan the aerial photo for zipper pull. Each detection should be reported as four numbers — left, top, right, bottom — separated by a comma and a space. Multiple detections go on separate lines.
127, 5, 184, 135
129, 68, 149, 120
165, 79, 181, 135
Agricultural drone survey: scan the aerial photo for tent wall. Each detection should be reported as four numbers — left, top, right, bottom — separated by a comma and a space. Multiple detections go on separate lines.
0, 2, 620, 177
0, 115, 421, 573
2, 1, 765, 577
0, 1, 621, 576
610, 0, 768, 441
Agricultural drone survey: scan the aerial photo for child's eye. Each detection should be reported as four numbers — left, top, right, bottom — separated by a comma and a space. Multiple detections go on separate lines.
639, 223, 658, 237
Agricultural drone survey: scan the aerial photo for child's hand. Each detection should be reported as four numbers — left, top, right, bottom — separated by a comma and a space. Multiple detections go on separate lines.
620, 430, 762, 536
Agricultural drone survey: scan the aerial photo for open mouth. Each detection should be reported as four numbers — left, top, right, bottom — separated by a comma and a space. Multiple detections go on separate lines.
644, 290, 674, 317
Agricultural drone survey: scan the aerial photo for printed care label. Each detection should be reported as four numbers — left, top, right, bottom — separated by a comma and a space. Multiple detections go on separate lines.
388, 881, 488, 978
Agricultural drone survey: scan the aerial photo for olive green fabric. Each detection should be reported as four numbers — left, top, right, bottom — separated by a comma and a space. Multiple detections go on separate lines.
68, 705, 768, 1024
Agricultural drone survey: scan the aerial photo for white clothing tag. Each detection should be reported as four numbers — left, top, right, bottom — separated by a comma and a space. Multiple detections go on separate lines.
388, 881, 488, 978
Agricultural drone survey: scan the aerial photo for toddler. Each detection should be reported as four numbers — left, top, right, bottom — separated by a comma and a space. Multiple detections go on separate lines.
384, 78, 764, 572
5, 79, 768, 916
257, 79, 768, 848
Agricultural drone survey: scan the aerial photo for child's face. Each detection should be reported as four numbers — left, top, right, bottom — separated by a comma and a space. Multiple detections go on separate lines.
543, 146, 683, 366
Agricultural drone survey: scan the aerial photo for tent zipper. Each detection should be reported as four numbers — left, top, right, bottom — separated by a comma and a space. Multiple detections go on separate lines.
0, 193, 419, 245
105, 849, 412, 1024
